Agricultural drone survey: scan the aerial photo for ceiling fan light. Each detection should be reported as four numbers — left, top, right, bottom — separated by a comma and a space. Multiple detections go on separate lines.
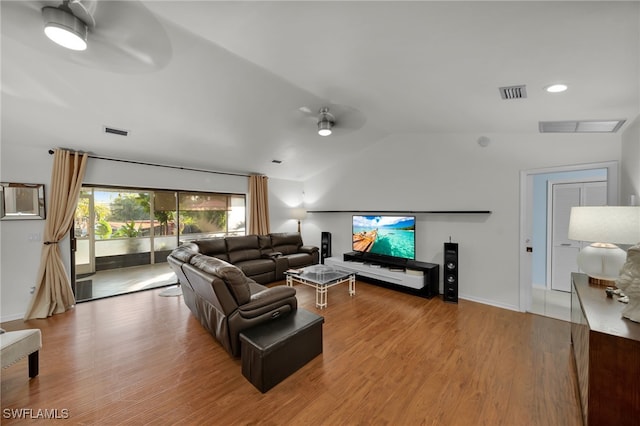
317, 107, 335, 136
42, 6, 88, 51
318, 120, 333, 136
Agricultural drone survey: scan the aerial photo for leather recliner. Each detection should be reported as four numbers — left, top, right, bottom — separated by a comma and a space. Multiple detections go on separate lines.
168, 244, 297, 357
187, 233, 319, 284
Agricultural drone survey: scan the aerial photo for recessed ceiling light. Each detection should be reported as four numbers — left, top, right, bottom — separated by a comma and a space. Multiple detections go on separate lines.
545, 84, 568, 93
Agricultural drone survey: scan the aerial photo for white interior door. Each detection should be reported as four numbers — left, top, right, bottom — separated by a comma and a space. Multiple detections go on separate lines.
549, 181, 606, 292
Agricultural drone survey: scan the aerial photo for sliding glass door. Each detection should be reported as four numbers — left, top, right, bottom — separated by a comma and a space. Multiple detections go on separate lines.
72, 186, 245, 301
178, 192, 246, 240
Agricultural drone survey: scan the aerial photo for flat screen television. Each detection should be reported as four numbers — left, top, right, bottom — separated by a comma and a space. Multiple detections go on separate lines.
352, 215, 415, 260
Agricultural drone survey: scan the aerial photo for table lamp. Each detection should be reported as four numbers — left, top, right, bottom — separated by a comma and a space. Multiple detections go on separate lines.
568, 206, 640, 286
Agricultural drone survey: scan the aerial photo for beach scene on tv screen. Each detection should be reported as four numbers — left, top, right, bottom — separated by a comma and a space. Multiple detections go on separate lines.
352, 215, 415, 259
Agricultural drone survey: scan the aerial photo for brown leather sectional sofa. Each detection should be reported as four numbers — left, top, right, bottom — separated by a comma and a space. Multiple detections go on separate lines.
166, 233, 318, 356
168, 246, 298, 356
180, 233, 319, 284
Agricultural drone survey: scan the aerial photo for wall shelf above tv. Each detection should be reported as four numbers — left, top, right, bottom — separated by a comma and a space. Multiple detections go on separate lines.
307, 210, 492, 214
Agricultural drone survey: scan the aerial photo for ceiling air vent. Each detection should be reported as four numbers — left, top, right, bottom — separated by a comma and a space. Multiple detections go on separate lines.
499, 85, 527, 100
539, 120, 626, 133
104, 126, 129, 136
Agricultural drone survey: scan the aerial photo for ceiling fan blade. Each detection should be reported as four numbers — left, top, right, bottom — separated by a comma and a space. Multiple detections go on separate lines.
81, 0, 172, 73
329, 104, 367, 131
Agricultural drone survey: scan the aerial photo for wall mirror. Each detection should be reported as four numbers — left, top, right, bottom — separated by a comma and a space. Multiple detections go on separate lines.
0, 183, 46, 220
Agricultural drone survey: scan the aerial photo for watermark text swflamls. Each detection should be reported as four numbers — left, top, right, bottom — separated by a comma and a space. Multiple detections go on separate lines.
2, 408, 70, 420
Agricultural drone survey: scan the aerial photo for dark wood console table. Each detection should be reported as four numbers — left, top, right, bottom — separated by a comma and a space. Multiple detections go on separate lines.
570, 273, 640, 425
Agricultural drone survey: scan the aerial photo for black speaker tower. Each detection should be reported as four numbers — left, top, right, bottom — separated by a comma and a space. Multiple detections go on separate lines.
444, 241, 458, 303
321, 232, 332, 264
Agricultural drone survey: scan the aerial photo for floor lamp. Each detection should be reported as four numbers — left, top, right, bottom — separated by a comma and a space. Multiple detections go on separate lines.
291, 208, 307, 233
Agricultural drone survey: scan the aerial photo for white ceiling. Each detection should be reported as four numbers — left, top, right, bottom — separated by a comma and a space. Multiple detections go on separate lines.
2, 1, 639, 181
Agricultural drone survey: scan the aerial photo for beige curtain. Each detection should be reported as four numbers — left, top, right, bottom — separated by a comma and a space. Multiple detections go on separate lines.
24, 149, 88, 320
248, 174, 270, 235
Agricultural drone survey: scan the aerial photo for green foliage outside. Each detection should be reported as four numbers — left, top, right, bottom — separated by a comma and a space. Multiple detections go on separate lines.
75, 189, 233, 240
95, 219, 112, 239
113, 220, 142, 238
179, 210, 227, 235
135, 193, 175, 236
108, 194, 147, 222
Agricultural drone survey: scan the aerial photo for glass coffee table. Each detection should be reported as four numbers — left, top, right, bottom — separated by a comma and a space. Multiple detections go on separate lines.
285, 264, 356, 309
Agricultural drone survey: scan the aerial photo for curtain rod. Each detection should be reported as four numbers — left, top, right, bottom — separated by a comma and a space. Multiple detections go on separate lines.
48, 149, 252, 178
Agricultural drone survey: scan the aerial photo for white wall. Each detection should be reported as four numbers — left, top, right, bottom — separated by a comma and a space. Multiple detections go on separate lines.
621, 116, 640, 205
303, 132, 622, 311
268, 178, 305, 234
1, 146, 53, 322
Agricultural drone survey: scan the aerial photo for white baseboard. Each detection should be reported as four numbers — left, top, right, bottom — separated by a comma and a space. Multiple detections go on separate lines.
1, 312, 26, 323
459, 294, 520, 312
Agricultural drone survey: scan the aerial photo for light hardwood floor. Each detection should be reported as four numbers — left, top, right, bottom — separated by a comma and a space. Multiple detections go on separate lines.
1, 281, 582, 425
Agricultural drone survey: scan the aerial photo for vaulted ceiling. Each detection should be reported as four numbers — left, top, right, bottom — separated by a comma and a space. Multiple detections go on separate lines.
2, 1, 639, 181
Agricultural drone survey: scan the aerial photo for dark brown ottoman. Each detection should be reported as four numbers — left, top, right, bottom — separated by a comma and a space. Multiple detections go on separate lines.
240, 308, 324, 393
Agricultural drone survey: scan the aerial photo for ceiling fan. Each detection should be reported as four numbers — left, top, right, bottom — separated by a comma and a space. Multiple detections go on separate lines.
295, 104, 367, 137
2, 0, 172, 74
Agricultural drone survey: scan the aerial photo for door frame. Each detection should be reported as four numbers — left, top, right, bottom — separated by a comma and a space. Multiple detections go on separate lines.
518, 161, 619, 312
75, 190, 95, 276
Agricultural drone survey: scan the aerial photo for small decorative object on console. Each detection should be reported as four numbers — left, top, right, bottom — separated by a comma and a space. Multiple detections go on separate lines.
616, 244, 640, 322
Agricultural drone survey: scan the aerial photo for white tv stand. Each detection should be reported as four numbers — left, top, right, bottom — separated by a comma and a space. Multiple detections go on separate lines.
324, 252, 439, 298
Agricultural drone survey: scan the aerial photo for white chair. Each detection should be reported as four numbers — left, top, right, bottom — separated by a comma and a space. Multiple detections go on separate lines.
0, 329, 42, 378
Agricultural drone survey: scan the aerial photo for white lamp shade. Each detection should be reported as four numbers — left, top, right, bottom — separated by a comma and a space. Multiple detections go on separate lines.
290, 208, 307, 221
568, 206, 640, 245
